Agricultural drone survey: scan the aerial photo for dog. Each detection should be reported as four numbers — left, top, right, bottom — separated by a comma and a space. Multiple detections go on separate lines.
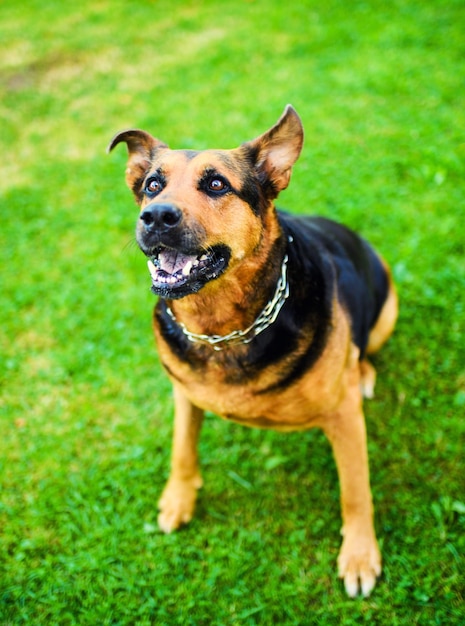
108, 105, 398, 597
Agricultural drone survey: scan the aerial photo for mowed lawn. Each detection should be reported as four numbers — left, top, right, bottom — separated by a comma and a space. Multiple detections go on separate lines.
1, 0, 464, 624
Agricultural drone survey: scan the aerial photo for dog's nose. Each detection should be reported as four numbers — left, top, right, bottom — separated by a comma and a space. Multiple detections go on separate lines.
139, 204, 182, 231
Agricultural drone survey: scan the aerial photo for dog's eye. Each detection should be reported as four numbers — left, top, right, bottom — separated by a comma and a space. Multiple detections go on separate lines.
145, 178, 163, 194
207, 177, 229, 193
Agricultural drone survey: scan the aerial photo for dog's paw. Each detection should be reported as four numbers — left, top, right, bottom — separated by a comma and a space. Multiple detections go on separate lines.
157, 475, 203, 533
337, 531, 382, 598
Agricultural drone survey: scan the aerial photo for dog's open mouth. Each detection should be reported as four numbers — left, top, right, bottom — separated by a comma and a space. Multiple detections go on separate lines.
146, 245, 230, 298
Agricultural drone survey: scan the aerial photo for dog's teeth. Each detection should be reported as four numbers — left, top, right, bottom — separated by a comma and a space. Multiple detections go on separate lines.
147, 260, 158, 280
193, 260, 199, 267
182, 260, 193, 276
199, 254, 208, 262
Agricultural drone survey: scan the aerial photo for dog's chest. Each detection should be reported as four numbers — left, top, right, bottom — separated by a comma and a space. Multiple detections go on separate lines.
158, 334, 349, 431
155, 296, 353, 429
173, 366, 339, 431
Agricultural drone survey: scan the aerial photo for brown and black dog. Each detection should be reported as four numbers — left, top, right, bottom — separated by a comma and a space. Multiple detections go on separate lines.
108, 105, 398, 597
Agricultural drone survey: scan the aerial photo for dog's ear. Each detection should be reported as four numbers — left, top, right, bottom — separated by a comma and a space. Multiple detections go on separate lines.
107, 129, 168, 196
245, 105, 304, 197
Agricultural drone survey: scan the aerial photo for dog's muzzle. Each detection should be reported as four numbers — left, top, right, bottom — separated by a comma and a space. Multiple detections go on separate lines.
136, 203, 231, 299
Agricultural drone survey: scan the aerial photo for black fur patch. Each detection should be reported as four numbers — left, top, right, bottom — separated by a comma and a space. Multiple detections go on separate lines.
155, 301, 192, 360
279, 213, 388, 357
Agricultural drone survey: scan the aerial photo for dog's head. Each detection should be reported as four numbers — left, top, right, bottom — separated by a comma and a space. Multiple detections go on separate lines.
108, 105, 303, 299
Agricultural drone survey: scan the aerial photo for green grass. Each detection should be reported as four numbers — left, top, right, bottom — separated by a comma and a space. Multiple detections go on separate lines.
1, 0, 464, 623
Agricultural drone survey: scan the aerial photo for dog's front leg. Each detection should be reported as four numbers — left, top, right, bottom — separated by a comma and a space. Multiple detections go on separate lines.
158, 384, 204, 533
322, 385, 381, 598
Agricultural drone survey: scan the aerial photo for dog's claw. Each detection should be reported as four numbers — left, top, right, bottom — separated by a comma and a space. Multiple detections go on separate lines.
342, 567, 378, 598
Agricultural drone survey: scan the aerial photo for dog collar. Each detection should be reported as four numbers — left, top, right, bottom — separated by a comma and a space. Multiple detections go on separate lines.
164, 244, 291, 351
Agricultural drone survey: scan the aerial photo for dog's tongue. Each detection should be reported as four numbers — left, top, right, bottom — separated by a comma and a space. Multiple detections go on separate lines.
159, 249, 197, 275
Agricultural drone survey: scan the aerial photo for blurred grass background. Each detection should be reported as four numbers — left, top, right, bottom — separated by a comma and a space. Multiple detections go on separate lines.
1, 0, 464, 624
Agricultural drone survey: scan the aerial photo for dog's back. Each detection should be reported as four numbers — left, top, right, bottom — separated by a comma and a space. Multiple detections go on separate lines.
279, 212, 389, 358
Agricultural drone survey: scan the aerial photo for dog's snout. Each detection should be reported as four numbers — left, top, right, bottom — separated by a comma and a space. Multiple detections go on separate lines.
140, 204, 182, 231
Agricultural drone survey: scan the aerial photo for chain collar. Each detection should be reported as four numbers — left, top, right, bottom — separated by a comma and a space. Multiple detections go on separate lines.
165, 241, 292, 351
